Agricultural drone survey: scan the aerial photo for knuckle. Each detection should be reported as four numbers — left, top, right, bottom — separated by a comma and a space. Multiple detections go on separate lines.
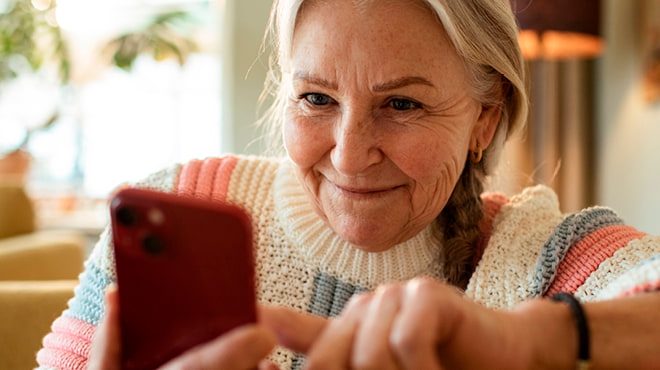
351, 350, 389, 370
352, 359, 384, 370
374, 282, 404, 299
407, 277, 456, 300
344, 291, 373, 312
409, 276, 439, 291
304, 356, 341, 370
389, 328, 419, 356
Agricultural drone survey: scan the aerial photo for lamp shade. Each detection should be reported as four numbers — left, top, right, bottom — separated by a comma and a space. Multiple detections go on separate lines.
510, 0, 604, 59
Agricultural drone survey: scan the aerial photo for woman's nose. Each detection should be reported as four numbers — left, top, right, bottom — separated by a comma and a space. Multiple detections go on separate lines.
330, 111, 383, 176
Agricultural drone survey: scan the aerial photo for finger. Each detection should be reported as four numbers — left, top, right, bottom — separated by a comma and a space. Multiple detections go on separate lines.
351, 285, 403, 370
89, 286, 122, 370
304, 293, 371, 369
159, 324, 276, 370
389, 279, 456, 370
258, 359, 281, 370
259, 306, 327, 353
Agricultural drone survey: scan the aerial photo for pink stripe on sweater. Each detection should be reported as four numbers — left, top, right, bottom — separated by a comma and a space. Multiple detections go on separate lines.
176, 156, 238, 201
37, 348, 88, 370
176, 159, 203, 197
545, 225, 647, 296
36, 316, 95, 370
195, 158, 222, 199
618, 279, 660, 298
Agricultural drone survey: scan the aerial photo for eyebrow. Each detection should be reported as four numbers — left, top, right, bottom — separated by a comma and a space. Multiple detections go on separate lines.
293, 72, 339, 90
293, 72, 434, 92
372, 76, 435, 92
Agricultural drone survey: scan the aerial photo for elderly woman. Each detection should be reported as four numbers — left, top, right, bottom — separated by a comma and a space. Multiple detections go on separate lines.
39, 0, 660, 369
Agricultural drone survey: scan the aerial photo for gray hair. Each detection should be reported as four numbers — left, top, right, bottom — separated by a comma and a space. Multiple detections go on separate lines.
261, 0, 529, 174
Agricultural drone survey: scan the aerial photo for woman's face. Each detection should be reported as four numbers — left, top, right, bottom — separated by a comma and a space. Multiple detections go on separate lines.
283, 0, 500, 252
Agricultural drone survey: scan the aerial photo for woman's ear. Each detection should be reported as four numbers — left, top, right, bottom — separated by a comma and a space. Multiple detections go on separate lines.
471, 104, 502, 151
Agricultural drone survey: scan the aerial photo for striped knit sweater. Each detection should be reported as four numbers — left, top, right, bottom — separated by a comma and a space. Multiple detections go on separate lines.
37, 155, 660, 369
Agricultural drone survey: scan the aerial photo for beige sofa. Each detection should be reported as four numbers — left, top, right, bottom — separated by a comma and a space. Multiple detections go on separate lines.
0, 279, 80, 369
0, 184, 85, 369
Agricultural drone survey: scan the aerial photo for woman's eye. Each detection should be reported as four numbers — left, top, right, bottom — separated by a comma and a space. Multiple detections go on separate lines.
389, 98, 420, 111
302, 93, 332, 106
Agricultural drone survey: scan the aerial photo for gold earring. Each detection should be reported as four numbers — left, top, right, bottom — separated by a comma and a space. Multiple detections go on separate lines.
470, 147, 483, 164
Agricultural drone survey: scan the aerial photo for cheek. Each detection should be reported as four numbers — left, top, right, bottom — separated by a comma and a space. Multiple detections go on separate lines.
394, 134, 468, 186
396, 137, 468, 221
283, 113, 332, 169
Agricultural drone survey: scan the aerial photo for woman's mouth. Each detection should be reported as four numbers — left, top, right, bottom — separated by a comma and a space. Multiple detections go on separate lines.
332, 183, 403, 199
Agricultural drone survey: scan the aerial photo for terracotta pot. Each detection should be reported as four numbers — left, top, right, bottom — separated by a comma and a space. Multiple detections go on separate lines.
0, 150, 32, 185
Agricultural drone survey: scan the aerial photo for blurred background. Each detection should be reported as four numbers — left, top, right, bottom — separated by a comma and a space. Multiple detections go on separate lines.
1, 0, 659, 241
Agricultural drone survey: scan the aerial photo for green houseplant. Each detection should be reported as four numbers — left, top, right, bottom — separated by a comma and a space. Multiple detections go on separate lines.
0, 0, 70, 182
0, 2, 200, 183
0, 0, 69, 84
102, 10, 199, 72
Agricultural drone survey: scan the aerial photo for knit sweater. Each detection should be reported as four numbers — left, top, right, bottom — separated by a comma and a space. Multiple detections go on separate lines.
36, 155, 660, 369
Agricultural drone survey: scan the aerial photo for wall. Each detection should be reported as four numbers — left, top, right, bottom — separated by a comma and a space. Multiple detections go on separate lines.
597, 0, 660, 234
221, 0, 273, 155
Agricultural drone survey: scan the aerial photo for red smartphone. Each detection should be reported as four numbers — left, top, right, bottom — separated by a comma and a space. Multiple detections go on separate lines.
110, 188, 256, 370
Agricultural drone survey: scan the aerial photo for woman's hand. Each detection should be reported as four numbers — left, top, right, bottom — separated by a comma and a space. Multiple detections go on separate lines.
88, 287, 122, 370
158, 325, 278, 370
88, 287, 279, 370
262, 278, 546, 369
259, 279, 660, 369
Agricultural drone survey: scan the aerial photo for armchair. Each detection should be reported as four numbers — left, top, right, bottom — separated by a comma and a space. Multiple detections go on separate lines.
0, 184, 86, 369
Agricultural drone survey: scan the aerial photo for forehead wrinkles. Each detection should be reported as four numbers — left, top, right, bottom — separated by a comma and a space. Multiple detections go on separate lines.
297, 0, 373, 17
293, 0, 447, 57
350, 0, 438, 16
290, 0, 466, 92
295, 0, 439, 30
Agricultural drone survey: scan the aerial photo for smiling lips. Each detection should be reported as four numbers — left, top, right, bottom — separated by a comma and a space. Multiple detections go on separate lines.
331, 182, 403, 199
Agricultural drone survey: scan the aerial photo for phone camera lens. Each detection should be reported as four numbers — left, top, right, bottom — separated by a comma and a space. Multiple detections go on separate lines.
116, 207, 137, 226
142, 234, 164, 254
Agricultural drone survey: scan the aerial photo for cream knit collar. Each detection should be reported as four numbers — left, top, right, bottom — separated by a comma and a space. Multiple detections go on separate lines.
273, 159, 443, 288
